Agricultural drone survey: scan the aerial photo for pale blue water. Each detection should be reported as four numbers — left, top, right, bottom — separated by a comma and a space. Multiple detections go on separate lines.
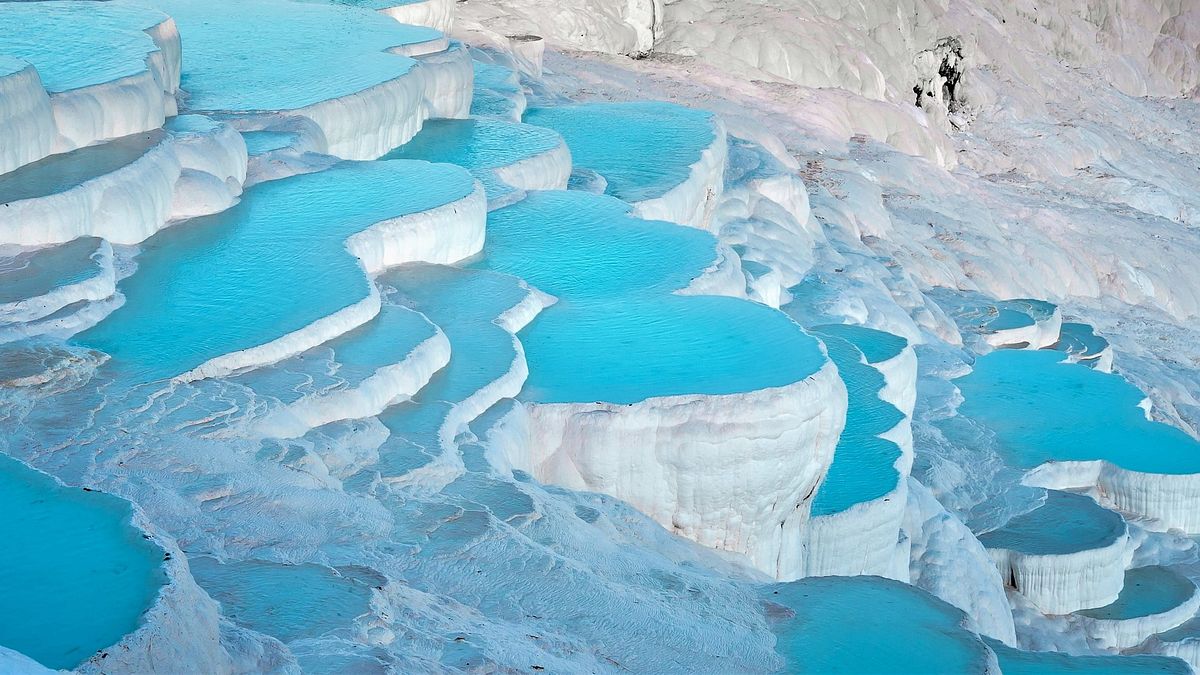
814, 323, 908, 364
240, 130, 298, 156
477, 190, 825, 405
989, 308, 1033, 331
519, 295, 824, 404
370, 265, 534, 477
1053, 322, 1109, 360
0, 55, 25, 78
988, 639, 1189, 674
0, 131, 163, 205
78, 161, 475, 382
955, 350, 1200, 474
810, 329, 905, 516
145, 0, 436, 111
381, 118, 563, 201
471, 62, 522, 119
524, 102, 716, 203
765, 576, 994, 674
978, 491, 1124, 555
230, 304, 439, 405
480, 191, 717, 298
0, 2, 165, 92
164, 115, 221, 135
189, 557, 377, 643
1078, 566, 1196, 620
1007, 298, 1057, 322
0, 238, 106, 305
0, 454, 164, 670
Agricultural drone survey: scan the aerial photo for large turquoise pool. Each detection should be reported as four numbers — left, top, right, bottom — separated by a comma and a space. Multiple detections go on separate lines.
955, 350, 1200, 474
477, 190, 826, 405
0, 454, 164, 670
0, 2, 166, 92
146, 0, 436, 111
764, 576, 994, 674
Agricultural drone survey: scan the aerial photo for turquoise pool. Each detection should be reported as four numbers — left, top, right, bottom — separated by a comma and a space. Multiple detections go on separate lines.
382, 118, 563, 200
955, 350, 1200, 474
1078, 566, 1196, 621
0, 131, 162, 205
190, 557, 376, 643
78, 160, 475, 382
978, 491, 1124, 555
764, 576, 994, 674
0, 2, 166, 93
476, 190, 826, 405
146, 0, 436, 111
524, 102, 716, 203
0, 454, 164, 670
810, 327, 905, 516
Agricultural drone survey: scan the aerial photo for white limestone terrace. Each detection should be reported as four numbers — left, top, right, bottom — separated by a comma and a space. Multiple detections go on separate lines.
979, 490, 1133, 615
146, 0, 472, 161
0, 56, 55, 176
0, 115, 247, 247
0, 2, 180, 164
523, 102, 727, 230
75, 160, 485, 385
1074, 565, 1200, 650
931, 289, 1064, 351
1142, 615, 1200, 672
355, 264, 551, 490
797, 324, 915, 578
477, 189, 845, 580
715, 136, 824, 309
0, 238, 114, 327
229, 304, 451, 440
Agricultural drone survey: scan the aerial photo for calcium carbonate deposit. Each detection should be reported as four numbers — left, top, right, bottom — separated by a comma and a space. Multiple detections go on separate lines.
1, 0, 1200, 672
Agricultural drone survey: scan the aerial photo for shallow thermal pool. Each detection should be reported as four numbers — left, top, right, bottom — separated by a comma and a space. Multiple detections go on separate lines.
77, 160, 475, 382
0, 237, 107, 307
146, 0, 436, 112
524, 102, 716, 203
0, 131, 163, 206
978, 490, 1124, 555
0, 454, 164, 670
955, 350, 1200, 474
1078, 566, 1197, 621
0, 2, 167, 93
479, 190, 718, 298
987, 638, 1189, 674
381, 118, 563, 200
477, 190, 826, 404
189, 557, 377, 644
764, 576, 994, 674
810, 327, 904, 516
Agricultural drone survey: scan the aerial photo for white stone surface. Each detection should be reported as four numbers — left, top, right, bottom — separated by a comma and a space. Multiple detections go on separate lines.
515, 360, 847, 581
